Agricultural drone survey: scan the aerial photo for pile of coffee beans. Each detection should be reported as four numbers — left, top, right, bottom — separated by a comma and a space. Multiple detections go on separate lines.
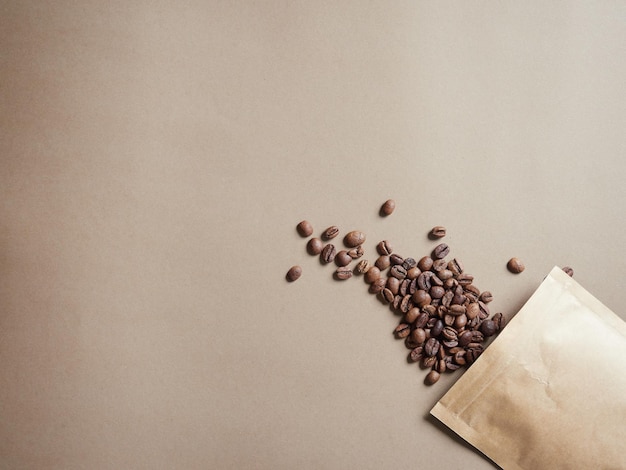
287, 201, 573, 385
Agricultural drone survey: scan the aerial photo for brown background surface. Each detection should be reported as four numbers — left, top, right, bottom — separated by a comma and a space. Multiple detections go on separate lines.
1, 2, 625, 469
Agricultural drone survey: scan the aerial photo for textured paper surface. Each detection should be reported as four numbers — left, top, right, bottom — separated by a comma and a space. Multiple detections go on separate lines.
432, 267, 626, 470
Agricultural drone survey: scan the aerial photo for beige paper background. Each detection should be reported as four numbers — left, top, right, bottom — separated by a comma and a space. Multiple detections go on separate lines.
1, 2, 625, 469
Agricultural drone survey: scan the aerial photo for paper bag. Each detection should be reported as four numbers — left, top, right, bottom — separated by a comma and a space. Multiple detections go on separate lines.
431, 266, 626, 470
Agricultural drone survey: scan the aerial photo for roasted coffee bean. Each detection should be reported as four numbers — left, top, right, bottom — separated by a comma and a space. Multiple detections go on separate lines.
347, 246, 364, 259
369, 277, 386, 294
377, 240, 393, 255
415, 312, 429, 329
382, 288, 395, 303
400, 295, 413, 313
430, 285, 445, 299
409, 346, 424, 362
433, 243, 450, 259
442, 339, 458, 349
405, 307, 420, 324
464, 284, 480, 302
480, 319, 497, 337
425, 370, 441, 385
449, 304, 466, 316
562, 266, 574, 277
424, 337, 440, 357
434, 359, 447, 374
307, 237, 323, 255
407, 267, 421, 280
470, 331, 484, 343
448, 258, 464, 275
458, 330, 473, 347
417, 256, 434, 271
417, 271, 433, 291
389, 254, 404, 266
335, 250, 352, 267
441, 290, 454, 308
394, 323, 411, 339
364, 266, 381, 284
355, 259, 370, 274
320, 244, 336, 264
426, 317, 438, 329
445, 357, 461, 371
492, 312, 506, 331
437, 269, 454, 281
386, 277, 400, 294
390, 265, 408, 280
442, 326, 458, 341
479, 291, 494, 303
412, 290, 431, 308
422, 304, 437, 317
432, 259, 447, 272
457, 273, 474, 286
334, 267, 353, 280
375, 255, 391, 271
344, 230, 366, 248
322, 226, 339, 240
380, 199, 396, 216
478, 301, 490, 319
465, 303, 479, 321
454, 314, 468, 330
402, 257, 417, 270
430, 226, 447, 239
507, 257, 525, 273
297, 220, 314, 237
422, 356, 437, 369
443, 314, 455, 326
431, 319, 444, 337
453, 350, 467, 366
405, 337, 421, 350
411, 327, 426, 345
399, 279, 410, 296
286, 265, 302, 282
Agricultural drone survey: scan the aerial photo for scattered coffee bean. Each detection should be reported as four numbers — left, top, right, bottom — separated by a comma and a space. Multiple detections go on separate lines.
369, 277, 386, 294
364, 266, 381, 284
296, 220, 314, 237
355, 259, 370, 274
389, 254, 404, 266
375, 255, 391, 271
335, 250, 352, 267
394, 323, 411, 338
344, 230, 366, 248
335, 267, 353, 280
322, 226, 339, 240
425, 370, 441, 385
320, 244, 336, 264
307, 237, 323, 255
380, 199, 396, 216
562, 266, 574, 277
433, 243, 450, 259
377, 240, 393, 256
417, 256, 433, 271
430, 226, 447, 239
507, 257, 525, 273
286, 266, 302, 282
348, 246, 364, 259
479, 291, 494, 303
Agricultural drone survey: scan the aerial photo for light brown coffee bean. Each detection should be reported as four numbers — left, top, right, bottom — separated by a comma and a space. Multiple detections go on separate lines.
322, 225, 339, 240
375, 255, 391, 271
347, 246, 364, 259
412, 290, 431, 308
364, 266, 381, 284
425, 370, 441, 385
296, 220, 313, 237
335, 250, 352, 267
334, 267, 353, 280
369, 277, 386, 294
448, 258, 464, 275
306, 237, 323, 255
409, 346, 424, 362
320, 244, 336, 264
507, 257, 525, 273
380, 199, 396, 216
430, 226, 447, 239
390, 265, 408, 280
344, 230, 366, 248
433, 243, 450, 259
286, 265, 302, 282
355, 259, 370, 274
386, 277, 400, 295
479, 291, 494, 303
394, 323, 411, 339
417, 256, 434, 271
411, 328, 426, 345
377, 240, 393, 256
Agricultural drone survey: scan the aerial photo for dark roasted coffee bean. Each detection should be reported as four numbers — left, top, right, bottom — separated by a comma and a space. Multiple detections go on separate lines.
297, 220, 314, 237
364, 266, 381, 284
422, 356, 437, 369
442, 339, 458, 349
492, 312, 506, 331
443, 314, 455, 326
454, 314, 467, 330
409, 346, 424, 362
507, 257, 525, 273
307, 237, 323, 255
425, 370, 441, 385
402, 257, 417, 270
320, 243, 336, 264
432, 259, 447, 272
377, 240, 393, 256
389, 254, 404, 266
344, 230, 366, 248
417, 256, 434, 271
466, 302, 480, 320
430, 226, 447, 239
390, 265, 408, 280
375, 255, 391, 271
286, 265, 302, 282
479, 291, 493, 303
431, 319, 444, 337
562, 266, 574, 277
448, 258, 464, 275
334, 267, 353, 280
424, 337, 440, 357
380, 199, 396, 216
442, 326, 458, 341
458, 330, 473, 347
369, 277, 386, 294
426, 317, 438, 329
422, 304, 437, 317
433, 243, 450, 259
445, 357, 461, 371
453, 350, 467, 365
470, 331, 484, 343
415, 312, 429, 329
417, 272, 433, 291
400, 295, 412, 313
394, 323, 411, 338
412, 290, 431, 308
347, 246, 364, 259
355, 259, 370, 274
480, 319, 497, 337
335, 250, 352, 267
449, 304, 466, 316
430, 285, 445, 299
322, 226, 339, 240
411, 327, 426, 345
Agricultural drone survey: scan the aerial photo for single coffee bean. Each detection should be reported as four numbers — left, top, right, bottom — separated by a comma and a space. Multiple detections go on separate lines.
562, 266, 574, 277
392, 294, 403, 310
375, 255, 391, 271
334, 267, 353, 280
390, 265, 408, 280
479, 291, 494, 303
377, 240, 393, 256
457, 273, 474, 286
322, 225, 339, 240
448, 258, 464, 275
437, 269, 453, 281
296, 220, 314, 237
405, 307, 420, 324
478, 301, 490, 319
386, 278, 400, 296
442, 339, 459, 349
402, 257, 417, 270
433, 243, 450, 259
407, 266, 421, 280
394, 323, 411, 339
335, 250, 352, 267
443, 314, 455, 326
347, 246, 364, 259
405, 337, 421, 350
369, 277, 386, 294
344, 230, 366, 248
411, 327, 426, 345
442, 326, 458, 341
425, 370, 441, 385
320, 244, 336, 264
493, 312, 506, 331
422, 304, 437, 317
422, 356, 437, 369
399, 279, 410, 296
364, 266, 381, 284
430, 226, 447, 239
417, 271, 433, 291
417, 256, 434, 271
445, 357, 461, 371
430, 285, 445, 299
380, 288, 394, 303
432, 259, 447, 272
453, 314, 468, 329
307, 237, 323, 255
355, 259, 370, 274
507, 257, 525, 273
286, 265, 302, 282
400, 295, 413, 313
415, 311, 429, 329
380, 199, 396, 216
453, 350, 467, 366
464, 284, 480, 302
389, 254, 404, 266
412, 290, 431, 308
431, 319, 444, 337
470, 331, 485, 343
409, 346, 424, 362
449, 304, 466, 316
424, 337, 440, 357
458, 330, 473, 347
480, 319, 497, 337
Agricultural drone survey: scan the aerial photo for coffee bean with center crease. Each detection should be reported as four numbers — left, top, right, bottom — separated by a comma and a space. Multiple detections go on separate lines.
402, 257, 417, 270
344, 230, 366, 248
369, 277, 386, 294
409, 346, 424, 362
433, 243, 450, 259
479, 291, 493, 303
320, 244, 336, 264
389, 254, 404, 266
390, 265, 408, 280
448, 258, 464, 275
394, 323, 411, 339
322, 226, 339, 240
492, 312, 506, 331
377, 240, 393, 256
430, 226, 447, 239
424, 337, 440, 357
355, 259, 370, 274
334, 267, 353, 280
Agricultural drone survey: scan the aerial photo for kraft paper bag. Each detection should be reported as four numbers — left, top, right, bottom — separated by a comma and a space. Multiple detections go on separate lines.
431, 266, 626, 470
